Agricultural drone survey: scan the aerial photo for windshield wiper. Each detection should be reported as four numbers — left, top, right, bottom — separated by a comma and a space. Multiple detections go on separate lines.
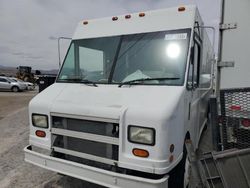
118, 77, 180, 87
60, 78, 98, 87
80, 79, 98, 87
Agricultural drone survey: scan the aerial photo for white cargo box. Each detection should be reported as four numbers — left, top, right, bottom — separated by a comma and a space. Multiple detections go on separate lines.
219, 0, 250, 89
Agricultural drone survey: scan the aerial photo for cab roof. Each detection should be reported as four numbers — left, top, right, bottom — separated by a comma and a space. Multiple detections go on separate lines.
73, 5, 197, 40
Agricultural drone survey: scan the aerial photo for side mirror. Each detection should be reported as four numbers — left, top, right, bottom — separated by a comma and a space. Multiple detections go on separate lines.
187, 81, 193, 90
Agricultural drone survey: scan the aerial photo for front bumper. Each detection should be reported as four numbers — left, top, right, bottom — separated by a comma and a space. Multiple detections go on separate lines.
24, 145, 169, 188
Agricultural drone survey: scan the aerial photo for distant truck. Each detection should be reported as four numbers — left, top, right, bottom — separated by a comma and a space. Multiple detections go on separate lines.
24, 6, 214, 188
16, 66, 38, 83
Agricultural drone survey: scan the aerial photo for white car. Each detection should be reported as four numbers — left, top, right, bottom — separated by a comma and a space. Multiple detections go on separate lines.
9, 77, 35, 90
0, 76, 27, 92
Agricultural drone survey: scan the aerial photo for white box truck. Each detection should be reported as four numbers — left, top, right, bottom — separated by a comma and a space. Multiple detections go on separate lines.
216, 0, 250, 151
218, 0, 250, 89
24, 5, 214, 188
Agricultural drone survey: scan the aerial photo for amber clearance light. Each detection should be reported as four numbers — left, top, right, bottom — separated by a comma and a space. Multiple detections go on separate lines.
178, 6, 186, 12
83, 21, 88, 25
125, 15, 131, 19
112, 16, 118, 21
139, 12, 145, 17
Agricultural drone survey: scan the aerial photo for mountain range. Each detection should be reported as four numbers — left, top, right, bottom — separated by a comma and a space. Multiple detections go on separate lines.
0, 65, 58, 76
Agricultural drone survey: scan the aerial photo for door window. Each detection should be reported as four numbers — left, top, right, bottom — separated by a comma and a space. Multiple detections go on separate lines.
0, 78, 7, 82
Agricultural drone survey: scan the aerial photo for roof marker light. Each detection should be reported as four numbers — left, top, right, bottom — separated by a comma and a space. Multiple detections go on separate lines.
112, 16, 118, 21
125, 15, 131, 19
83, 21, 88, 25
139, 13, 145, 17
178, 6, 186, 12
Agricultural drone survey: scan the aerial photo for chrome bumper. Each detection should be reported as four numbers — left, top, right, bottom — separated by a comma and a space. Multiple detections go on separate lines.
24, 145, 169, 188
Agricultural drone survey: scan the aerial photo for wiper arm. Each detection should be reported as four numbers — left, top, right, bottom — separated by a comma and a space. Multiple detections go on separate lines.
60, 78, 98, 87
118, 77, 180, 87
80, 79, 98, 87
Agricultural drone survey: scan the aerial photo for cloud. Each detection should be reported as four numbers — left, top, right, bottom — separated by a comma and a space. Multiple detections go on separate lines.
0, 0, 221, 69
48, 36, 58, 41
0, 46, 11, 53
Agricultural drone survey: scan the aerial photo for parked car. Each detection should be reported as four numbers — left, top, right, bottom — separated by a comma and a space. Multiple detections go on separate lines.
0, 76, 27, 92
8, 77, 35, 90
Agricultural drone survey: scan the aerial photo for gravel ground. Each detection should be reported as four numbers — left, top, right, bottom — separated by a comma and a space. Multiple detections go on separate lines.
0, 91, 35, 120
0, 91, 104, 188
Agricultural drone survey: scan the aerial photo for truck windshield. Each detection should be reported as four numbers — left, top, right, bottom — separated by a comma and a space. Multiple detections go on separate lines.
57, 29, 191, 86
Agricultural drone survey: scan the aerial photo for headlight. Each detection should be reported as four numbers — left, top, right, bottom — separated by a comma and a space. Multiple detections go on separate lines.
32, 114, 48, 128
128, 125, 155, 145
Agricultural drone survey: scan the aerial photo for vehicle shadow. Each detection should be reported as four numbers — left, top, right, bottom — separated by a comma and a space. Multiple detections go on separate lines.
43, 175, 106, 188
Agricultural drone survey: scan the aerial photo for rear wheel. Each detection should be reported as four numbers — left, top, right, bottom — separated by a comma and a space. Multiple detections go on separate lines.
12, 86, 19, 92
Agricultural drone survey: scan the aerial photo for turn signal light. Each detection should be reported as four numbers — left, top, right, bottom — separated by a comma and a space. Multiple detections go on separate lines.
132, 148, 149, 158
169, 155, 174, 163
35, 130, 46, 138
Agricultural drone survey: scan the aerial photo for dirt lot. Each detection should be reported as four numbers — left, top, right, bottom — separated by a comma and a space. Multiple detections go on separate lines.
0, 90, 103, 188
0, 92, 34, 120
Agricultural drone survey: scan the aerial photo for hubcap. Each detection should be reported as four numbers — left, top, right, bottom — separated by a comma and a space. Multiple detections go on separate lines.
13, 87, 18, 92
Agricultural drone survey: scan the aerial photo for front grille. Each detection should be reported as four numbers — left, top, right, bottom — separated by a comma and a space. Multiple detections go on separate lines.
51, 116, 119, 166
220, 87, 250, 149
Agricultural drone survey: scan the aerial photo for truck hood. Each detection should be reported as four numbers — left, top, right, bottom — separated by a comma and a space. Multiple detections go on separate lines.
30, 83, 185, 122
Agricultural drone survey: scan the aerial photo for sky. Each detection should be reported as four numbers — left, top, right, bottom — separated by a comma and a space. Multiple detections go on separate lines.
0, 0, 221, 70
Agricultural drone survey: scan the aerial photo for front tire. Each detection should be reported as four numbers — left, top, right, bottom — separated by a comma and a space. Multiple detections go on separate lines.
12, 86, 19, 92
168, 147, 190, 188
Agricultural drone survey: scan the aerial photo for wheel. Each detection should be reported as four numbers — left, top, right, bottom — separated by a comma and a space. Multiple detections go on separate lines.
12, 86, 19, 92
168, 146, 191, 188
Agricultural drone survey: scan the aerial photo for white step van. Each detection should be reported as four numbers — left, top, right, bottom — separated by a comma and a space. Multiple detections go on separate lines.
24, 5, 213, 188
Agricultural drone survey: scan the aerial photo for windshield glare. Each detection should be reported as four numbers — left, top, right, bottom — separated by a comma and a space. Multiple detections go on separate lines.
58, 29, 191, 86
